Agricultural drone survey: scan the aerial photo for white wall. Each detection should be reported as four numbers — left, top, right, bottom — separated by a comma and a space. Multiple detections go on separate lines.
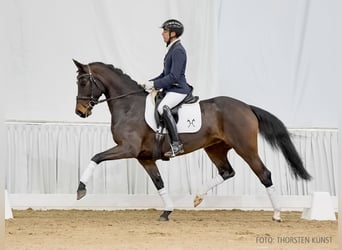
1, 0, 220, 122
218, 0, 342, 127
1, 0, 341, 127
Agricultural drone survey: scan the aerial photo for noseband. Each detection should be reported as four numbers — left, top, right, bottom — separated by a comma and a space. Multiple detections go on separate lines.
76, 65, 143, 108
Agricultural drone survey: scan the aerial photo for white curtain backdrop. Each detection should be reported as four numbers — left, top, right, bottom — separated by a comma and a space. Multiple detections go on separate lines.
6, 121, 338, 197
1, 0, 340, 208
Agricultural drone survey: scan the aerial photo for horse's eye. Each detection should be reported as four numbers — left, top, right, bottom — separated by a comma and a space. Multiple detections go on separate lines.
78, 80, 87, 87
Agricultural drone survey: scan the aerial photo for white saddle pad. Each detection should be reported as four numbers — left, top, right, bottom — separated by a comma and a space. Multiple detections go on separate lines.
144, 93, 202, 133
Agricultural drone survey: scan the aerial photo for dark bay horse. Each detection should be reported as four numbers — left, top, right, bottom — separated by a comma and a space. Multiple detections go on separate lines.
73, 60, 311, 221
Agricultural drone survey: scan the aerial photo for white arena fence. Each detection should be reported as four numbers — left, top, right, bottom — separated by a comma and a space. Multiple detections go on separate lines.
5, 121, 338, 211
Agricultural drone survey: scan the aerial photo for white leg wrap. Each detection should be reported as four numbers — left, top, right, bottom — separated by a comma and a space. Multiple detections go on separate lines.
266, 185, 281, 211
199, 175, 224, 195
80, 161, 97, 185
158, 187, 174, 211
266, 185, 282, 221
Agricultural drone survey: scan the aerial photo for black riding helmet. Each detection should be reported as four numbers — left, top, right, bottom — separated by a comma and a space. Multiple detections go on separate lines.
161, 19, 184, 37
161, 19, 184, 46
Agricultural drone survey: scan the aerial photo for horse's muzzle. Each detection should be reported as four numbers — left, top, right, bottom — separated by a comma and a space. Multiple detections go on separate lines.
75, 103, 92, 118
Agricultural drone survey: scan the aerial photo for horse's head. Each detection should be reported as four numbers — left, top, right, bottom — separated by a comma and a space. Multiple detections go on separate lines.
73, 59, 104, 118
73, 59, 147, 118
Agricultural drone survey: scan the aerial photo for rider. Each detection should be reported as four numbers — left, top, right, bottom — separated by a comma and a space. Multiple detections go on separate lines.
141, 19, 192, 158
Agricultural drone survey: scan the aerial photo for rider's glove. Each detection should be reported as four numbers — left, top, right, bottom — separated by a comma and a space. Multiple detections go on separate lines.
139, 81, 154, 91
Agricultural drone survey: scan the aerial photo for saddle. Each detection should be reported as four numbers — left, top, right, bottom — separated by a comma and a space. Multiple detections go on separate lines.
154, 87, 199, 128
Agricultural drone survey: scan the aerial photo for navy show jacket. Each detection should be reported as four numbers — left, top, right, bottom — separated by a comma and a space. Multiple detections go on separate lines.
151, 41, 192, 94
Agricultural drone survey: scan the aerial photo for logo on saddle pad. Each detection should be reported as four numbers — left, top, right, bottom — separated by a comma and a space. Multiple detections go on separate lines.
144, 93, 202, 133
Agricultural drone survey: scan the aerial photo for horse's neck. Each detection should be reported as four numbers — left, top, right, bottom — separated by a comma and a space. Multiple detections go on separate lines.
101, 72, 146, 119
106, 77, 138, 96
107, 95, 145, 130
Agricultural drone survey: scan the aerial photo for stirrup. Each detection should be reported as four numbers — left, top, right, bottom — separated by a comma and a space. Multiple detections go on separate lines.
164, 142, 184, 158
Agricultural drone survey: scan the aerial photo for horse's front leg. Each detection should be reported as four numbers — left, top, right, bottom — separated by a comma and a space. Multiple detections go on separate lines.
76, 145, 135, 200
138, 159, 174, 221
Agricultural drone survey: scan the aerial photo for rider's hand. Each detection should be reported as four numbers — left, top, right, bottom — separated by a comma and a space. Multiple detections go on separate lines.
139, 81, 154, 91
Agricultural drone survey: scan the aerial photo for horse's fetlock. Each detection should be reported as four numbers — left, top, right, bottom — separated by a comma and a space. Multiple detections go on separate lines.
260, 169, 273, 187
220, 169, 235, 180
154, 176, 164, 190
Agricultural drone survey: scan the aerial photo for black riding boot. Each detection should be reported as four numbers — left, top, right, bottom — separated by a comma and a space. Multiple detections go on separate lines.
162, 105, 184, 158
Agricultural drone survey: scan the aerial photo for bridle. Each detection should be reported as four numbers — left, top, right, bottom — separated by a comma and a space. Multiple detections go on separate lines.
76, 65, 144, 108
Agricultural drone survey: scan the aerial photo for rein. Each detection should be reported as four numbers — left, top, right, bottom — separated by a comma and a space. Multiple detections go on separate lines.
95, 90, 144, 104
76, 65, 144, 107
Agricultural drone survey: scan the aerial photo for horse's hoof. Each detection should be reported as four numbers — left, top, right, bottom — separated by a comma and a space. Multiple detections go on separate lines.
158, 216, 169, 221
158, 211, 172, 221
76, 182, 87, 200
272, 210, 282, 222
77, 189, 86, 200
194, 195, 203, 207
272, 217, 282, 222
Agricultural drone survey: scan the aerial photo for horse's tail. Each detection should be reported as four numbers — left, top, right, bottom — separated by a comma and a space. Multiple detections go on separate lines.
249, 105, 311, 180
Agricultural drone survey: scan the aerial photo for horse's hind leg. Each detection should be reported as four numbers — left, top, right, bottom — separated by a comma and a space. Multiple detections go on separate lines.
138, 159, 173, 221
240, 152, 282, 222
194, 143, 235, 207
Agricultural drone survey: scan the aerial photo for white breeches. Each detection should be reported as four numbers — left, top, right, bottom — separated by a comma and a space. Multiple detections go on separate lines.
157, 92, 187, 115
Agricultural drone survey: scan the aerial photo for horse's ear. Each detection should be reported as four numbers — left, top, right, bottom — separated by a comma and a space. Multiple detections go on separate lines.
72, 59, 85, 72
